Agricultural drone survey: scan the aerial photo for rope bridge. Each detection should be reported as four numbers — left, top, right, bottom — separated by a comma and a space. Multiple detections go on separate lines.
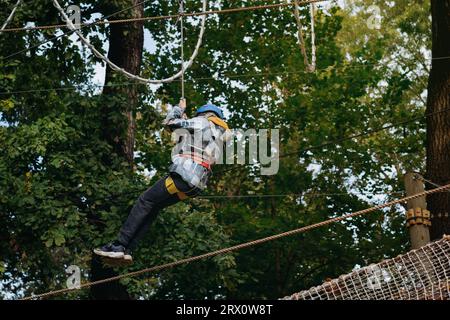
283, 236, 450, 300
19, 183, 450, 300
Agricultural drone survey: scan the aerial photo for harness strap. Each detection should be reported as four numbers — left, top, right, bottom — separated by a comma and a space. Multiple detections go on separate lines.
165, 176, 188, 200
178, 153, 211, 170
207, 116, 229, 130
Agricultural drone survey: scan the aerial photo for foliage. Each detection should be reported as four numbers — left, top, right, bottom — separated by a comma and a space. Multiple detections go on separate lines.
0, 0, 431, 299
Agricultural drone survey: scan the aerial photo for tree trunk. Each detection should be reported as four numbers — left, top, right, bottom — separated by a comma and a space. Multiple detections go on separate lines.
89, 256, 132, 300
101, 0, 144, 164
425, 0, 450, 240
90, 0, 144, 300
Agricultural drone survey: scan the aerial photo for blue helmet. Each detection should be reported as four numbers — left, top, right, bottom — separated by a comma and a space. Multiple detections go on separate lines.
195, 104, 224, 120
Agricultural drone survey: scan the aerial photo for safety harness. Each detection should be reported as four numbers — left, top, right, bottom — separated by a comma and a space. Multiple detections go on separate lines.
174, 116, 229, 172
165, 176, 189, 200
207, 116, 229, 130
178, 153, 212, 170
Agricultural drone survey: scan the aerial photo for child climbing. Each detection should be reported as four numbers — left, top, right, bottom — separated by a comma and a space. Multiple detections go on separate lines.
93, 99, 231, 264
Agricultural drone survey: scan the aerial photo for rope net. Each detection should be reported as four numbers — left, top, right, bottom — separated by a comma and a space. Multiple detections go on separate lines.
283, 236, 450, 300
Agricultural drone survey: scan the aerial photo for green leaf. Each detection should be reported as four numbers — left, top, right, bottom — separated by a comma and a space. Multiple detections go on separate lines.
54, 233, 66, 246
45, 239, 53, 248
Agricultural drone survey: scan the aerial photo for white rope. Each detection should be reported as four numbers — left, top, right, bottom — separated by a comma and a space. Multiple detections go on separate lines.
293, 0, 316, 72
179, 0, 185, 98
52, 0, 207, 84
1, 0, 22, 31
310, 2, 316, 71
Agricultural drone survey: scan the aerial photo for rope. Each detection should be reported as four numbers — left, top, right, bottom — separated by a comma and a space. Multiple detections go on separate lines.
1, 0, 151, 60
310, 2, 316, 71
279, 106, 450, 160
0, 63, 425, 95
413, 175, 450, 192
20, 182, 450, 300
1, 0, 332, 33
432, 56, 450, 61
179, 0, 185, 98
178, 104, 450, 176
3, 51, 446, 95
1, 0, 22, 31
293, 0, 316, 72
52, 0, 207, 85
198, 191, 404, 199
4, 0, 449, 64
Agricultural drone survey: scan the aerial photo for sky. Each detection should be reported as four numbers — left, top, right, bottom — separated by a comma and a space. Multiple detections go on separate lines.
91, 29, 157, 87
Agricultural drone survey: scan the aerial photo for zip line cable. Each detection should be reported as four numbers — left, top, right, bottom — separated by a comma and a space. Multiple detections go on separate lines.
1, 0, 333, 34
1, 0, 151, 61
431, 56, 450, 61
1, 0, 329, 62
1, 0, 447, 75
279, 106, 450, 160
19, 182, 450, 300
2, 0, 448, 66
4, 108, 445, 211
0, 54, 443, 96
215, 106, 450, 175
413, 175, 450, 193
218, 105, 450, 174
198, 191, 404, 199
99, 189, 405, 203
1, 0, 22, 31
52, 0, 207, 85
10, 190, 406, 225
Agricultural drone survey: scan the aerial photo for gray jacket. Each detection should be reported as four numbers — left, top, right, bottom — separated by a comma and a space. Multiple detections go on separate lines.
164, 106, 230, 189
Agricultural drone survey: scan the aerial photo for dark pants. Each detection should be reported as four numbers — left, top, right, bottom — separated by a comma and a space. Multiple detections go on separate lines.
118, 172, 201, 249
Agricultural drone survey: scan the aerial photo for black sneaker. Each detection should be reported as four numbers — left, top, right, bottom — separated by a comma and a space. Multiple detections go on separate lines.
93, 242, 126, 259
99, 249, 133, 267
